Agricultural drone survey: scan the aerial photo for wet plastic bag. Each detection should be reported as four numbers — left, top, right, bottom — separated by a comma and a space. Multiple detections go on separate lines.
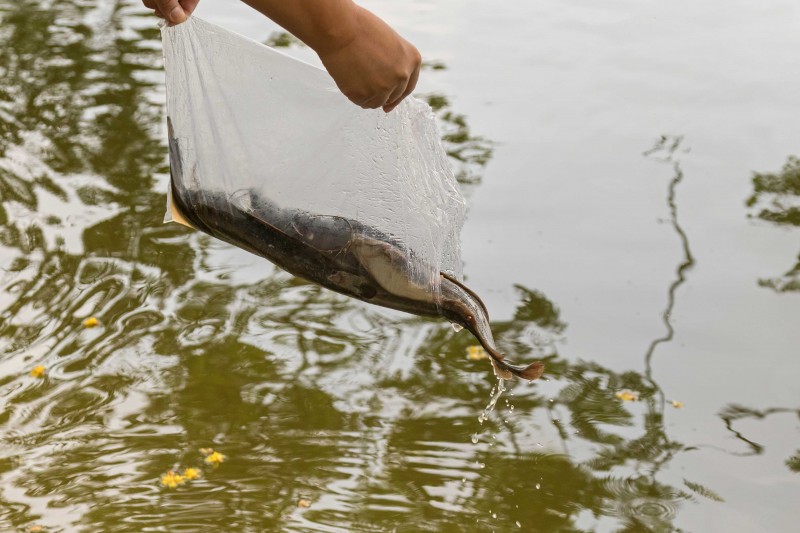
161, 18, 544, 381
162, 17, 465, 299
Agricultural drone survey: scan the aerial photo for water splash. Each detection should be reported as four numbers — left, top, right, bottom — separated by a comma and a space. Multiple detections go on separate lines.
478, 378, 507, 425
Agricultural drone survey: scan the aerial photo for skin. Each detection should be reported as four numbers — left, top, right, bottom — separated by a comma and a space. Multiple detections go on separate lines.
143, 0, 421, 112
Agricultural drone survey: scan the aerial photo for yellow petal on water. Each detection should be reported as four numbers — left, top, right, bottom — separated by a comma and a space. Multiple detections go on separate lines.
615, 391, 638, 402
160, 470, 186, 488
30, 365, 46, 378
671, 400, 684, 409
466, 345, 489, 361
83, 317, 99, 328
182, 467, 201, 480
199, 448, 214, 456
204, 451, 226, 465
298, 498, 312, 508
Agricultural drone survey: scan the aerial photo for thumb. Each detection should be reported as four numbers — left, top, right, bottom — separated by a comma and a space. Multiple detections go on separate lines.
155, 0, 188, 24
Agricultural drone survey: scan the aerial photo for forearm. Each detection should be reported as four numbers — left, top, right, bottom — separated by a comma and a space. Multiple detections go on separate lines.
146, 0, 421, 111
241, 0, 361, 54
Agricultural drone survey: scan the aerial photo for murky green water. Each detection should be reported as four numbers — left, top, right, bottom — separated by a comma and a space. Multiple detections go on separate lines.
1, 0, 798, 531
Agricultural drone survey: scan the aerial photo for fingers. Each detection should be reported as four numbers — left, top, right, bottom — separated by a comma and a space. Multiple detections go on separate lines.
353, 90, 392, 110
353, 57, 422, 111
144, 0, 198, 25
383, 61, 420, 113
155, 0, 186, 24
142, 0, 162, 16
382, 80, 408, 112
182, 0, 200, 16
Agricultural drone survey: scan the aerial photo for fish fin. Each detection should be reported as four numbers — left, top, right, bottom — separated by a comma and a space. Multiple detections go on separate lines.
489, 352, 545, 381
512, 361, 545, 381
490, 358, 513, 380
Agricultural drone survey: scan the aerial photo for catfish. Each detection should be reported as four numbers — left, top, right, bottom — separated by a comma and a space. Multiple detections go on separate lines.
168, 121, 543, 380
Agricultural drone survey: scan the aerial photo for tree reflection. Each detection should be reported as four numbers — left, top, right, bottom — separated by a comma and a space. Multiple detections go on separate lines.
740, 152, 800, 477
0, 1, 726, 532
746, 155, 800, 292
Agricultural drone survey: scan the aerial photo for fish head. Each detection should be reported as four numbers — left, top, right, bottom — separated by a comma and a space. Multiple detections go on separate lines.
291, 214, 354, 252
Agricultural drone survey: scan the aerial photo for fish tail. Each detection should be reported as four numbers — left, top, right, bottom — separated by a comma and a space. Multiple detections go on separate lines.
486, 346, 545, 381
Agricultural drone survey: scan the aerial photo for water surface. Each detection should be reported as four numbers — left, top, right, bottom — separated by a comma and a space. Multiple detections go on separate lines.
1, 0, 799, 531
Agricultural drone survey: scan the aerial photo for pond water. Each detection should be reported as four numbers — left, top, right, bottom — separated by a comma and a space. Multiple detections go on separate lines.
1, 0, 798, 531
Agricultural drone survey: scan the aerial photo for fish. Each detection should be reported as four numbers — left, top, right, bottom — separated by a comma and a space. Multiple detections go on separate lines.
167, 120, 543, 380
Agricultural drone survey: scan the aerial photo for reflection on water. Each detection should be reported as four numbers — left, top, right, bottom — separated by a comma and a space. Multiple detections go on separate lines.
0, 0, 796, 531
264, 31, 304, 49
747, 156, 800, 292
423, 94, 494, 185
727, 154, 800, 478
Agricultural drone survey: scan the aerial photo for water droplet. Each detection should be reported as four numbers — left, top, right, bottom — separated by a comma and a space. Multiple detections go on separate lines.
471, 433, 479, 444
535, 483, 541, 490
492, 513, 497, 519
516, 521, 522, 528
451, 322, 463, 332
476, 462, 485, 469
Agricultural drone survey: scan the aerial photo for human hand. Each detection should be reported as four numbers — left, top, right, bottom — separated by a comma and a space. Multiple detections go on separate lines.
142, 0, 199, 25
316, 6, 421, 113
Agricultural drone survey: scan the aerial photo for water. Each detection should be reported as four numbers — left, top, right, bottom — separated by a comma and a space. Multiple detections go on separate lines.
1, 0, 799, 531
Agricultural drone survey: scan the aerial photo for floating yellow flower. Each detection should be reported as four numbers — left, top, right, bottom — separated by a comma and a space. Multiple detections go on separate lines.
671, 400, 684, 409
160, 470, 186, 488
298, 498, 312, 508
204, 451, 226, 465
83, 317, 99, 328
466, 345, 489, 361
615, 391, 637, 402
30, 365, 46, 378
182, 467, 201, 480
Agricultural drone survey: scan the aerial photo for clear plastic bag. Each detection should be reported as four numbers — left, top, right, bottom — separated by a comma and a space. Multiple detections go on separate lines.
161, 17, 543, 380
162, 17, 465, 299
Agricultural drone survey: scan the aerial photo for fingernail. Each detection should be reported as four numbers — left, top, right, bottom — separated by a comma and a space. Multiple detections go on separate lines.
169, 6, 185, 24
